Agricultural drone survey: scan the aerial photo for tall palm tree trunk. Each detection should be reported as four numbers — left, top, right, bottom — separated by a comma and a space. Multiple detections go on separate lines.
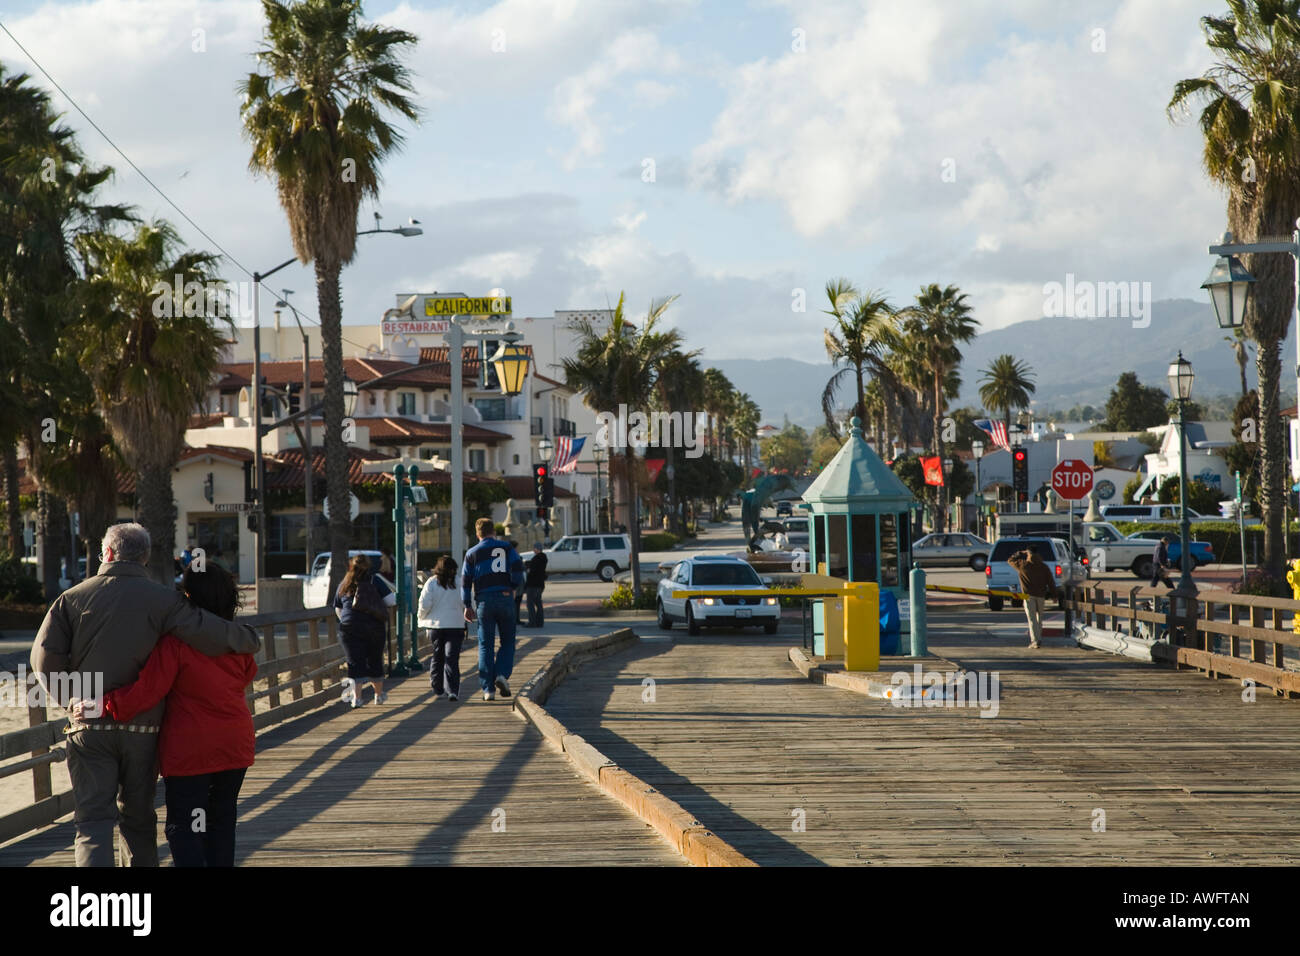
37, 489, 68, 600
318, 260, 351, 597
1256, 340, 1285, 578
3, 446, 21, 557
137, 463, 177, 586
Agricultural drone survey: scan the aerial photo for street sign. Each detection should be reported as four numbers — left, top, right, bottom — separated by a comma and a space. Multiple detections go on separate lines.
214, 502, 251, 513
1051, 460, 1094, 501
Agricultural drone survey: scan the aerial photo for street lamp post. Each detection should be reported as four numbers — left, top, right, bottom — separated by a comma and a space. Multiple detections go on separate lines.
275, 291, 314, 574
593, 447, 607, 532
1168, 352, 1197, 594
249, 220, 420, 608
971, 440, 984, 537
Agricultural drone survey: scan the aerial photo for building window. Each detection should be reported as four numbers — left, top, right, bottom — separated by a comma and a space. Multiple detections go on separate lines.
469, 449, 486, 472
513, 454, 520, 465
397, 392, 416, 415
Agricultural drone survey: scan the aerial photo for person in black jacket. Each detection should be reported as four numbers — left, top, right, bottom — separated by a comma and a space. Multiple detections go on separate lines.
524, 543, 548, 627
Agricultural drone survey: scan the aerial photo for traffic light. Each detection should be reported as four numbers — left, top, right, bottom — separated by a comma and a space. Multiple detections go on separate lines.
1011, 445, 1028, 494
533, 463, 548, 507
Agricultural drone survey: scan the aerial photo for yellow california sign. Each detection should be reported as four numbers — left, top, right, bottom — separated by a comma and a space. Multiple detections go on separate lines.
424, 296, 512, 316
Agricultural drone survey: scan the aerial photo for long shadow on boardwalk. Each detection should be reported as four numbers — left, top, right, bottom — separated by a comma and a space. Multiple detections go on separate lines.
545, 638, 826, 866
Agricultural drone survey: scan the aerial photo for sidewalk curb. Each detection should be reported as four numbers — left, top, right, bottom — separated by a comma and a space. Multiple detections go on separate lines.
512, 628, 757, 867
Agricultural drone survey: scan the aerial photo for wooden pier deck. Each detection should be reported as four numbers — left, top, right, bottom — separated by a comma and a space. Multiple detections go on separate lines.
1, 625, 683, 867
542, 611, 1300, 866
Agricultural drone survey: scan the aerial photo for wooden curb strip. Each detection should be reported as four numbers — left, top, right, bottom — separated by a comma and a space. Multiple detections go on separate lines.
511, 628, 758, 867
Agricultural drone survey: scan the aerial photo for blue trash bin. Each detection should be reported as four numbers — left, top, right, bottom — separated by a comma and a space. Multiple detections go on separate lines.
878, 590, 901, 656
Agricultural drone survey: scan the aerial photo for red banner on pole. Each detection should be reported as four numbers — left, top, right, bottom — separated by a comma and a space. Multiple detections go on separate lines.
645, 458, 666, 481
921, 456, 944, 486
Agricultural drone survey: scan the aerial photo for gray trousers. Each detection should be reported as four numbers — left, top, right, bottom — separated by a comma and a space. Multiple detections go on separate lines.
65, 728, 160, 867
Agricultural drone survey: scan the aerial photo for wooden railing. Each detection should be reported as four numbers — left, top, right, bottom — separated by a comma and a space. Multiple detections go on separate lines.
0, 606, 433, 846
1067, 583, 1300, 697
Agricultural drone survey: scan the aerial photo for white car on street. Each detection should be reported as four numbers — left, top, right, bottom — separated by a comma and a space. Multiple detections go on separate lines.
656, 555, 780, 635
292, 550, 393, 608
544, 534, 632, 581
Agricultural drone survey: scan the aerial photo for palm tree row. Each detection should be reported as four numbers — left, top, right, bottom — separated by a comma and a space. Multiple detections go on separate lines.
819, 280, 1048, 529
0, 62, 235, 588
563, 295, 762, 589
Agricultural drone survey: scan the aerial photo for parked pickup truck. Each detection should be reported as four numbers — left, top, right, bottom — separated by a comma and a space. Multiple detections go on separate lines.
1082, 522, 1215, 578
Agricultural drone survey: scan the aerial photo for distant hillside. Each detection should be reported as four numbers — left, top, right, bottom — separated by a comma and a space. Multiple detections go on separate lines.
710, 298, 1290, 429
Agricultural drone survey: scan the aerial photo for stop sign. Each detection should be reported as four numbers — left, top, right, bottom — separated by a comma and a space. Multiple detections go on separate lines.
1051, 459, 1094, 500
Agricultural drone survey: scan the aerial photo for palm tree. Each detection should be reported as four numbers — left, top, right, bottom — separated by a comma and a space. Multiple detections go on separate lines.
897, 284, 978, 456
562, 292, 683, 593
702, 367, 733, 458
240, 0, 419, 593
978, 355, 1036, 441
72, 222, 230, 583
821, 281, 899, 440
1169, 0, 1300, 577
652, 348, 703, 533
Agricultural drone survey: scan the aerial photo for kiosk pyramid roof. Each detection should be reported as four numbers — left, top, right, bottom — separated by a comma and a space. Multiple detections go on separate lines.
803, 418, 915, 507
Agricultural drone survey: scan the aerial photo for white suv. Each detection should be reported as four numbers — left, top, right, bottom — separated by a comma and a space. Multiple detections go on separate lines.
544, 534, 632, 581
656, 555, 780, 635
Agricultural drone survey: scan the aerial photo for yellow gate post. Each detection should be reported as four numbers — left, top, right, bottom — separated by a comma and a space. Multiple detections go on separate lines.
843, 581, 880, 672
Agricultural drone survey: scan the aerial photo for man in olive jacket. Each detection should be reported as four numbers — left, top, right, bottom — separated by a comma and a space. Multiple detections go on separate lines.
30, 523, 261, 867
1007, 548, 1059, 649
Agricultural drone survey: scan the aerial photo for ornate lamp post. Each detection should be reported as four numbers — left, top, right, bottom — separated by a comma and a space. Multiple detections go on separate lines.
1168, 352, 1197, 594
971, 441, 984, 537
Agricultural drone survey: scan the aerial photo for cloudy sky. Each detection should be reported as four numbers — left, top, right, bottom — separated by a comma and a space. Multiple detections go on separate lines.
1, 0, 1227, 359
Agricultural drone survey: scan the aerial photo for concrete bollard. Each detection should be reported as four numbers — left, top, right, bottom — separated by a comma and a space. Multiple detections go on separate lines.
910, 566, 927, 657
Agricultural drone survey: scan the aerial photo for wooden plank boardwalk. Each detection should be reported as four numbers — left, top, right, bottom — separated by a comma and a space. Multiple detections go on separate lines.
1, 623, 682, 867
543, 611, 1300, 866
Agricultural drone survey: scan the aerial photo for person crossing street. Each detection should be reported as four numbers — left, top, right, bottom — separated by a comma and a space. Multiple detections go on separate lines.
1007, 548, 1059, 649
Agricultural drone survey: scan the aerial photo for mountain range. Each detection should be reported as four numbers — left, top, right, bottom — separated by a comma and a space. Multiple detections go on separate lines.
707, 298, 1296, 430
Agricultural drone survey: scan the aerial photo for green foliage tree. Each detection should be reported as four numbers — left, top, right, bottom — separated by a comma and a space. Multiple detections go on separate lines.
1157, 476, 1227, 516
761, 423, 812, 474
72, 222, 231, 583
1103, 372, 1168, 431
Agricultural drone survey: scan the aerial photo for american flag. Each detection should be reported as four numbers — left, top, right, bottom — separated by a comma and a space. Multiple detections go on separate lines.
552, 436, 585, 474
973, 419, 1011, 451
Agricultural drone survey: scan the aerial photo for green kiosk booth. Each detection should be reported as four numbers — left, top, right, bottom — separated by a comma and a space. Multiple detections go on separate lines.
803, 417, 916, 655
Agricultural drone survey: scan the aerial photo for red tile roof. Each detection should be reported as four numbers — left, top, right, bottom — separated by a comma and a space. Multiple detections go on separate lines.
354, 417, 510, 444
217, 357, 451, 390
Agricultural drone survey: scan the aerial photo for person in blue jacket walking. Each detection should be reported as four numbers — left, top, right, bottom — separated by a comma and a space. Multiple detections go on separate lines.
462, 517, 525, 700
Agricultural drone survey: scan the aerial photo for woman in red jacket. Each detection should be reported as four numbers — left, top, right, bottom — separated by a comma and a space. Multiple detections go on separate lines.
74, 562, 256, 866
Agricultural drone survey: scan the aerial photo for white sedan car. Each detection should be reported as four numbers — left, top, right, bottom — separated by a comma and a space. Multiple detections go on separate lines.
656, 555, 780, 635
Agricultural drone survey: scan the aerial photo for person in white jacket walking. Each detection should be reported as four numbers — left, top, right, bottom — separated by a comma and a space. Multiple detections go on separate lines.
418, 556, 467, 701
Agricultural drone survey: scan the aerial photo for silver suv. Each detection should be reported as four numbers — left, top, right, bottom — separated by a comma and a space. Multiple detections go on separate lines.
984, 537, 1086, 612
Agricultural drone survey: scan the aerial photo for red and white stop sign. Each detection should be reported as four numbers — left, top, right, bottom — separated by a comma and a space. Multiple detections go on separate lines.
1051, 459, 1094, 500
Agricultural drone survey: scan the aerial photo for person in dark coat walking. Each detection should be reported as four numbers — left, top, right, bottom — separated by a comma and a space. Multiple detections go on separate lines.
524, 542, 548, 627
1151, 536, 1174, 589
